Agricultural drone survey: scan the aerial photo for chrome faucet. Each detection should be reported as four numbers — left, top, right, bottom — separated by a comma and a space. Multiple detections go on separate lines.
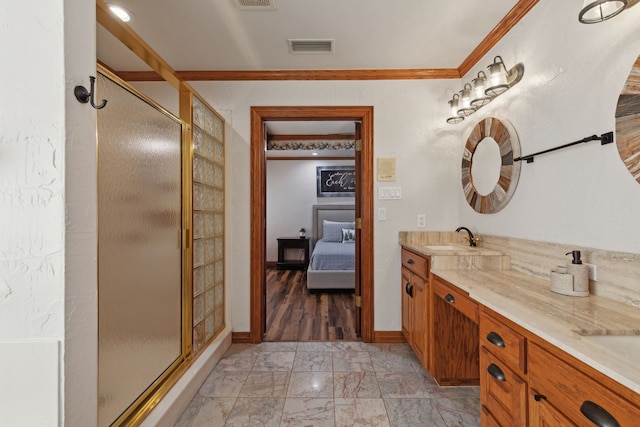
456, 226, 477, 247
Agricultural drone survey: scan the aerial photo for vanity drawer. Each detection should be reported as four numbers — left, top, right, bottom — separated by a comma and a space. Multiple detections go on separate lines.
480, 310, 526, 374
529, 341, 640, 426
480, 346, 527, 427
401, 248, 428, 279
432, 275, 478, 323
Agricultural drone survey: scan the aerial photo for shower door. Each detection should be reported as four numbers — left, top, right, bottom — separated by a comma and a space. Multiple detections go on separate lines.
96, 71, 184, 426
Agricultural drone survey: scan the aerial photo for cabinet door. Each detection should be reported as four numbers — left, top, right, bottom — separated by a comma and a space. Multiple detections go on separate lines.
528, 390, 576, 427
481, 405, 503, 427
529, 341, 640, 426
431, 277, 480, 386
401, 268, 412, 341
480, 347, 527, 426
411, 276, 426, 363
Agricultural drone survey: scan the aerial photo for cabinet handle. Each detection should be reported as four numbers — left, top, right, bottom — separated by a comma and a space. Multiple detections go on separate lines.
580, 401, 620, 427
407, 259, 414, 265
409, 285, 414, 297
444, 294, 455, 304
405, 282, 411, 296
487, 363, 506, 382
533, 394, 546, 402
487, 331, 505, 348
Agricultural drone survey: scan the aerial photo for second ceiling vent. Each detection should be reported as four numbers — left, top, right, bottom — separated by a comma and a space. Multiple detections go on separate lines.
234, 0, 276, 10
288, 39, 335, 54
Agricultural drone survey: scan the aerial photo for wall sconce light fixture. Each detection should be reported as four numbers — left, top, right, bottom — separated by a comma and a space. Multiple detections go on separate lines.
578, 0, 627, 24
447, 94, 464, 124
470, 71, 491, 108
457, 83, 476, 117
446, 56, 524, 124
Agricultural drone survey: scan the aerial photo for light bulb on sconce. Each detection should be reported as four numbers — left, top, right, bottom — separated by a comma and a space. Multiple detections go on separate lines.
457, 84, 476, 117
485, 56, 510, 97
446, 94, 464, 124
470, 71, 491, 108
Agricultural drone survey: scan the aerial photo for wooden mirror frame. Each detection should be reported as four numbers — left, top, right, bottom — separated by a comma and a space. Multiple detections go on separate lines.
461, 117, 521, 213
615, 55, 640, 184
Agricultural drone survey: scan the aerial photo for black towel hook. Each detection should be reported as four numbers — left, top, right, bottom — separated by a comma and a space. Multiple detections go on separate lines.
74, 76, 107, 109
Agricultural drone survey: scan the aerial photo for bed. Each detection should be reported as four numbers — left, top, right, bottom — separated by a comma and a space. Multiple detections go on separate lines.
306, 204, 355, 290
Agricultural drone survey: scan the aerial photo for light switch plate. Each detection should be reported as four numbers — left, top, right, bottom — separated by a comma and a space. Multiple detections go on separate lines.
378, 187, 402, 200
378, 207, 387, 220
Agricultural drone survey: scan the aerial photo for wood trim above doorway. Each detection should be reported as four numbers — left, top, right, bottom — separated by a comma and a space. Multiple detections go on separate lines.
250, 106, 374, 343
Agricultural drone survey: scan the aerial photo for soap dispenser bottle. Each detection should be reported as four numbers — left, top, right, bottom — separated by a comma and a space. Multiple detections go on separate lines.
565, 250, 589, 296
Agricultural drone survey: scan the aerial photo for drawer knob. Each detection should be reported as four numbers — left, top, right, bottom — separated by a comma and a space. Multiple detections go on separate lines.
407, 259, 414, 265
533, 394, 546, 402
444, 294, 455, 304
580, 401, 620, 427
405, 282, 413, 297
487, 363, 506, 382
487, 331, 505, 348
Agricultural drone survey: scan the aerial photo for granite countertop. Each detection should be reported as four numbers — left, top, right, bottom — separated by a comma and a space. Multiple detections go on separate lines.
431, 268, 640, 395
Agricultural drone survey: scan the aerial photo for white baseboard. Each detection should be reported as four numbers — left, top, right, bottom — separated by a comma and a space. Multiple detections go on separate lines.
0, 340, 60, 427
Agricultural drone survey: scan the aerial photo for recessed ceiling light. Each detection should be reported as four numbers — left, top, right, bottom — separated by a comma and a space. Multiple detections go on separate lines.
108, 4, 133, 22
312, 152, 319, 156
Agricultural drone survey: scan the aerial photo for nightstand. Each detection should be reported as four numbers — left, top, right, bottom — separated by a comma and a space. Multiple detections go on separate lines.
277, 237, 311, 270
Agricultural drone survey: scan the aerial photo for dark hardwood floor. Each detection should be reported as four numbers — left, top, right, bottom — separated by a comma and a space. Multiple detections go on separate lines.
265, 267, 357, 342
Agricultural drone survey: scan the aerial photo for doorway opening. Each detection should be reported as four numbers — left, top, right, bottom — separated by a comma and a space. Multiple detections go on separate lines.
264, 123, 356, 341
250, 106, 374, 343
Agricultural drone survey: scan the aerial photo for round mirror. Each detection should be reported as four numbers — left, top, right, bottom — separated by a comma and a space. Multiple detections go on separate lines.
461, 117, 521, 214
471, 137, 501, 195
616, 55, 640, 184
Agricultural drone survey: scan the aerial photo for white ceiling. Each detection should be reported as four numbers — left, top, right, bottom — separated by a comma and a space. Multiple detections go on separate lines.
96, 0, 522, 154
97, 0, 520, 72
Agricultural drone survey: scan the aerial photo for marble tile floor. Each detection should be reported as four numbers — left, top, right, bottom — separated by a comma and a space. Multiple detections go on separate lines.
175, 342, 480, 427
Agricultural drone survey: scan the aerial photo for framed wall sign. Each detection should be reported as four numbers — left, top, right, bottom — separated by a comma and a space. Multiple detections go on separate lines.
316, 166, 356, 197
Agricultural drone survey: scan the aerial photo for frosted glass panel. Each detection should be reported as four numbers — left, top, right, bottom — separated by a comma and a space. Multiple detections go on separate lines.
97, 73, 183, 426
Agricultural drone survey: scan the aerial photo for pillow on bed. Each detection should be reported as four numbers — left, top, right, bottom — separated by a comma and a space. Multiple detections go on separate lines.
341, 228, 356, 243
322, 220, 355, 242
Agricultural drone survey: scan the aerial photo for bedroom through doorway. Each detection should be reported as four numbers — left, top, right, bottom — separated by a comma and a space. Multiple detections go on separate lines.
264, 122, 357, 341
250, 106, 375, 344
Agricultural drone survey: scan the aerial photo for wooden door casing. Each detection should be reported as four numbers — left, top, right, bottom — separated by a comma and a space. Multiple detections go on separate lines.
250, 106, 374, 343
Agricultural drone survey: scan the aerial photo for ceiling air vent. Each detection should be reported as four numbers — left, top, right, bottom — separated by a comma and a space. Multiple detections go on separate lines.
234, 0, 276, 10
288, 39, 335, 54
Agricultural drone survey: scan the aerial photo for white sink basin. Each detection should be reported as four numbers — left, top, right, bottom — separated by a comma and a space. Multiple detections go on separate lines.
423, 245, 467, 251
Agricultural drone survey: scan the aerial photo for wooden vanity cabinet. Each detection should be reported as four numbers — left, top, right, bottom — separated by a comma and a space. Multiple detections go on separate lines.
431, 275, 479, 386
401, 248, 429, 367
479, 309, 528, 426
479, 306, 640, 426
528, 341, 640, 427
